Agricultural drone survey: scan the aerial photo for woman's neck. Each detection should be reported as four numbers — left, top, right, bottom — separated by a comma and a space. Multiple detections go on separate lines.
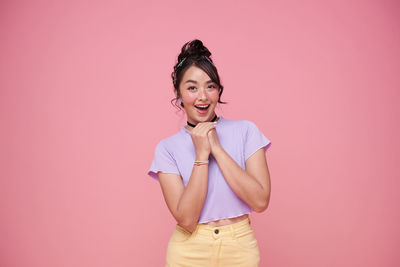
186, 115, 219, 130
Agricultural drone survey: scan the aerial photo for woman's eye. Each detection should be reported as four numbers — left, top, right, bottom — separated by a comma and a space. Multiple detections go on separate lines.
188, 86, 196, 91
208, 85, 217, 89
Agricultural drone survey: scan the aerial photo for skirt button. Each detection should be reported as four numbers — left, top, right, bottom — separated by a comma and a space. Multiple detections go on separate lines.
214, 229, 219, 234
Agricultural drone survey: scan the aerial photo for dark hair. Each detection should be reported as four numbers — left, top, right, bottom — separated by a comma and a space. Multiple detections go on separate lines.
170, 39, 226, 109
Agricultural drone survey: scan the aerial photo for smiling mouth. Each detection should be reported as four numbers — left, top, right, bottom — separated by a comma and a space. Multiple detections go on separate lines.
195, 104, 210, 110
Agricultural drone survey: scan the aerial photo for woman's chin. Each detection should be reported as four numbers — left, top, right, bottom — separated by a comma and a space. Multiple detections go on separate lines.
189, 114, 216, 124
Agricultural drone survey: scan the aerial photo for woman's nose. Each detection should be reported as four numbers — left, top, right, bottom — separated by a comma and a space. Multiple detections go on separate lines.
197, 88, 207, 100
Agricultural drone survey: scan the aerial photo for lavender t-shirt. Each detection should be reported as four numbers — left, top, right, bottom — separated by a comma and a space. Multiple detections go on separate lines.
147, 116, 271, 223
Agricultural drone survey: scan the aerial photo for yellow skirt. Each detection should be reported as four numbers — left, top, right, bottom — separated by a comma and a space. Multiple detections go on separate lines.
166, 217, 260, 267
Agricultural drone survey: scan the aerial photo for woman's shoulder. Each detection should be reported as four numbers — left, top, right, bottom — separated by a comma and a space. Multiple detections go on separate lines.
220, 117, 259, 129
220, 117, 265, 140
153, 127, 186, 151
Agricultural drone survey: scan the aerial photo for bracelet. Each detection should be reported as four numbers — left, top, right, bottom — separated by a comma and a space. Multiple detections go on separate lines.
194, 160, 209, 163
194, 160, 209, 166
194, 162, 208, 166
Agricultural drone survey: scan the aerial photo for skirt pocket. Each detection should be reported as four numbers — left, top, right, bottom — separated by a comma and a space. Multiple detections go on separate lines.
233, 228, 259, 250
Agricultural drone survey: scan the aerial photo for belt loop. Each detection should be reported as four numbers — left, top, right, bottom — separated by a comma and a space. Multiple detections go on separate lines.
248, 216, 251, 225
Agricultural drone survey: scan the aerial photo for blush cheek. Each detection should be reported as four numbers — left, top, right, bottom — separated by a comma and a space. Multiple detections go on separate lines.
209, 91, 220, 102
182, 94, 197, 106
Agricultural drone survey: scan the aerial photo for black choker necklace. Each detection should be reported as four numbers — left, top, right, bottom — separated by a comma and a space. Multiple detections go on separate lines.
187, 114, 218, 128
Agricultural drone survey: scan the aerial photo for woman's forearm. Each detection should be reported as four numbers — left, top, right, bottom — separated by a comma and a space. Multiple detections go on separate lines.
176, 155, 209, 232
212, 147, 270, 212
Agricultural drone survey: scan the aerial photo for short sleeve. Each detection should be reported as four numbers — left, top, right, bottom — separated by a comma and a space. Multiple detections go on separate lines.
244, 121, 271, 160
147, 141, 180, 180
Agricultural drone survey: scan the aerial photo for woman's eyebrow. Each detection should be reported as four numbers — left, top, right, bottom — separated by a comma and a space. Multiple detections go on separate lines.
184, 79, 213, 84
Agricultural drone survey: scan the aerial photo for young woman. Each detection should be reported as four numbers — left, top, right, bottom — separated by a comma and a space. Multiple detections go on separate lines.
148, 39, 271, 267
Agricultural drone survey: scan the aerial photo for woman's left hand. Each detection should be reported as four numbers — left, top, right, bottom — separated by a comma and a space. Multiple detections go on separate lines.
207, 126, 222, 154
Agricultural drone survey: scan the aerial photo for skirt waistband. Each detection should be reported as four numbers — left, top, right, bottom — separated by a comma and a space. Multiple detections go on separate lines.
177, 217, 253, 239
198, 217, 250, 231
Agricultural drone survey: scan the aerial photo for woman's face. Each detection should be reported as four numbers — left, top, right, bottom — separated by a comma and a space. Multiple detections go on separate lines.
177, 65, 220, 126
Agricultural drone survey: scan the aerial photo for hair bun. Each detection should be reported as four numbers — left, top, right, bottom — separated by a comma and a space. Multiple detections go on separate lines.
178, 39, 212, 62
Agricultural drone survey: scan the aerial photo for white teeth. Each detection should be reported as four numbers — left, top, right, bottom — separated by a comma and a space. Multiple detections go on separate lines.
196, 105, 209, 108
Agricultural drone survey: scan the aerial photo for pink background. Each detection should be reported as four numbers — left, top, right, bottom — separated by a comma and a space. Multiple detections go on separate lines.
1, 0, 399, 266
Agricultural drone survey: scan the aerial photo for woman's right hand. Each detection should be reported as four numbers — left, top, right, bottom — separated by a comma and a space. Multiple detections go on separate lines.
189, 122, 216, 159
